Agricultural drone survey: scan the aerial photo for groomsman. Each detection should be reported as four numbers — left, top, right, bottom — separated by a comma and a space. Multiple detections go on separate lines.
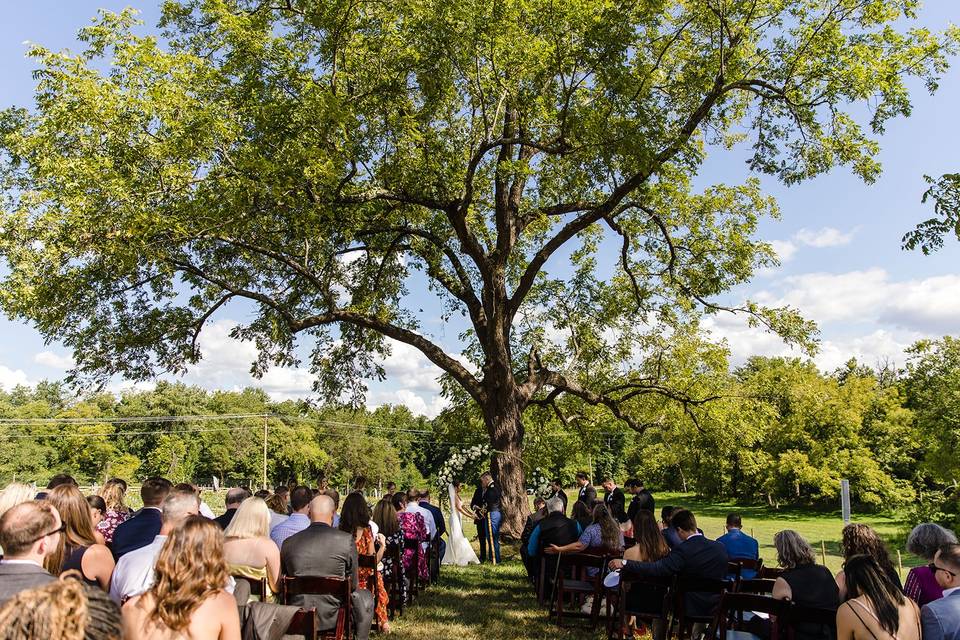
475, 472, 502, 564
548, 479, 568, 514
601, 478, 627, 523
575, 471, 597, 505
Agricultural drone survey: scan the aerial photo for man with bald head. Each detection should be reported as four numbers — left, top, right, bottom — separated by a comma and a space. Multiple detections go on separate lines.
0, 500, 61, 605
280, 495, 374, 640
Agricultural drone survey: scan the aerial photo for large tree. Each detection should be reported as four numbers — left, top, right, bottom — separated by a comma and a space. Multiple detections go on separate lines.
0, 0, 955, 533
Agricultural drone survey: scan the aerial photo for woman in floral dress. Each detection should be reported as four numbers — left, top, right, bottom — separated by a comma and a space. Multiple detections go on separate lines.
373, 496, 407, 607
392, 492, 429, 581
340, 493, 390, 631
96, 478, 131, 545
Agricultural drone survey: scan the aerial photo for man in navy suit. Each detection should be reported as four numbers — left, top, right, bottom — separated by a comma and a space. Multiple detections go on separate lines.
922, 543, 960, 640
111, 477, 171, 559
717, 512, 759, 579
610, 509, 728, 625
418, 489, 446, 576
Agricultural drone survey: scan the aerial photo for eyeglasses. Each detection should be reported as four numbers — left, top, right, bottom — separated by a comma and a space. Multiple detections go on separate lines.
28, 523, 66, 545
929, 562, 957, 578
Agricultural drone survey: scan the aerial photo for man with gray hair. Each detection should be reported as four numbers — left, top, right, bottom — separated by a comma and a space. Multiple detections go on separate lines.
109, 488, 201, 603
281, 494, 374, 640
214, 486, 251, 530
524, 496, 581, 586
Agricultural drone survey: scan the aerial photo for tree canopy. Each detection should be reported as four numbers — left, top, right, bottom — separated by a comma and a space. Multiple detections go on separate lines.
1, 0, 956, 532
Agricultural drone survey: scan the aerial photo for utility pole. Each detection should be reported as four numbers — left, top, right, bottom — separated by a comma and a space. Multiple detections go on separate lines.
262, 415, 268, 490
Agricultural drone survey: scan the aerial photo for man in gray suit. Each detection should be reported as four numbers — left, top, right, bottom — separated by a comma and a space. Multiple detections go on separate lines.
923, 543, 960, 640
0, 500, 61, 606
280, 494, 373, 640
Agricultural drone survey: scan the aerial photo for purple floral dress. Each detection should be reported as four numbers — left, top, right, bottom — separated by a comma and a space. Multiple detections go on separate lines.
96, 508, 129, 544
397, 511, 429, 580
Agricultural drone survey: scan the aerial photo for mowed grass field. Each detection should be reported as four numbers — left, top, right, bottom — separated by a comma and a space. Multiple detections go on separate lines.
388, 490, 921, 640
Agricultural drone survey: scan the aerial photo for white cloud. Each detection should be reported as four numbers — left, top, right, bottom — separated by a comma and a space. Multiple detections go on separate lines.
368, 389, 449, 419
0, 365, 32, 390
794, 226, 857, 248
33, 350, 75, 369
757, 269, 960, 331
769, 239, 798, 263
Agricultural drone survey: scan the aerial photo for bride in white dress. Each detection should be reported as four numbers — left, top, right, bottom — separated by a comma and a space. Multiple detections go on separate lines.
442, 482, 480, 566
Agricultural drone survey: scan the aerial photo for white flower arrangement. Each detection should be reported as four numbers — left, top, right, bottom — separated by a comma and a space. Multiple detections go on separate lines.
435, 444, 492, 487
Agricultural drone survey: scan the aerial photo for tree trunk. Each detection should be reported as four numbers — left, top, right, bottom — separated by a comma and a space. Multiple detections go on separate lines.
483, 393, 530, 539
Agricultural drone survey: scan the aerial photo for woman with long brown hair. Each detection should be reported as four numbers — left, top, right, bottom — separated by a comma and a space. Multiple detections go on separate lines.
122, 516, 240, 640
837, 523, 902, 599
606, 509, 670, 639
373, 496, 407, 606
44, 485, 114, 591
340, 493, 390, 632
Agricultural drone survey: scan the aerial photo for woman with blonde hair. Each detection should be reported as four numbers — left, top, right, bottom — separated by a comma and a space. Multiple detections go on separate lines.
96, 478, 130, 545
0, 482, 35, 519
222, 497, 280, 596
122, 516, 240, 639
45, 485, 114, 591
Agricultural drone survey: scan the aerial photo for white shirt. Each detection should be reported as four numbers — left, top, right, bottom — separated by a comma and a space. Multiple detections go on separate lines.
199, 501, 215, 519
109, 535, 167, 603
405, 502, 436, 545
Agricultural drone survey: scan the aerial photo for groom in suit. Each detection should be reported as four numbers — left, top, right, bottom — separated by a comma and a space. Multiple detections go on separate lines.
475, 472, 502, 564
922, 544, 960, 640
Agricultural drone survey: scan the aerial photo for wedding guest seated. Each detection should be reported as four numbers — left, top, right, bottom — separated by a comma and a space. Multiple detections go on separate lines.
109, 488, 200, 603
717, 512, 759, 579
547, 502, 624, 557
405, 488, 437, 555
837, 523, 903, 599
223, 497, 280, 597
393, 492, 429, 580
748, 530, 839, 640
571, 499, 593, 531
265, 493, 289, 530
324, 488, 342, 528
385, 482, 397, 495
661, 506, 683, 549
271, 485, 312, 548
254, 489, 270, 499
605, 510, 670, 640
520, 497, 547, 569
341, 492, 390, 633
0, 576, 123, 640
214, 487, 251, 530
351, 476, 367, 495
273, 486, 290, 514
838, 554, 920, 640
0, 482, 36, 520
0, 501, 60, 605
111, 477, 172, 559
96, 479, 131, 544
46, 484, 115, 591
122, 516, 241, 640
86, 495, 108, 546
173, 483, 215, 519
35, 473, 77, 500
372, 496, 407, 606
905, 523, 957, 605
280, 494, 374, 640
418, 489, 446, 559
526, 497, 581, 587
921, 543, 960, 640
609, 509, 727, 630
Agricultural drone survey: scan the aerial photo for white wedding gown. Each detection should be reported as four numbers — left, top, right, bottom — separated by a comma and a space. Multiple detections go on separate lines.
441, 484, 480, 566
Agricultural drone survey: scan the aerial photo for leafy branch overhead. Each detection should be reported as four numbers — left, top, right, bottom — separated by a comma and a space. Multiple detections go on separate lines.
0, 0, 956, 435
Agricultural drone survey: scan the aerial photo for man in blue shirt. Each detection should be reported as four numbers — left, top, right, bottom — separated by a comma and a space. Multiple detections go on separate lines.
271, 485, 313, 548
717, 512, 759, 579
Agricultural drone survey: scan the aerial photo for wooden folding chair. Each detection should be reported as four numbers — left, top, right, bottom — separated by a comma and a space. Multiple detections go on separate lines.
402, 538, 424, 602
759, 566, 785, 579
385, 544, 403, 619
666, 576, 731, 640
605, 573, 673, 640
285, 608, 319, 640
779, 603, 837, 640
280, 576, 352, 640
358, 554, 381, 632
709, 591, 784, 640
550, 551, 610, 629
232, 575, 269, 601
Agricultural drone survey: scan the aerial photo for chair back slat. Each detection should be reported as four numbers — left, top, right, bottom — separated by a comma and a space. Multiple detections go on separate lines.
712, 592, 784, 640
286, 608, 319, 640
232, 574, 268, 598
779, 603, 838, 640
280, 576, 351, 601
737, 578, 777, 594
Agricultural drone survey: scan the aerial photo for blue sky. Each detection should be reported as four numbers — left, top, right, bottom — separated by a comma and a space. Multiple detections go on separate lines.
1, 2, 959, 417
